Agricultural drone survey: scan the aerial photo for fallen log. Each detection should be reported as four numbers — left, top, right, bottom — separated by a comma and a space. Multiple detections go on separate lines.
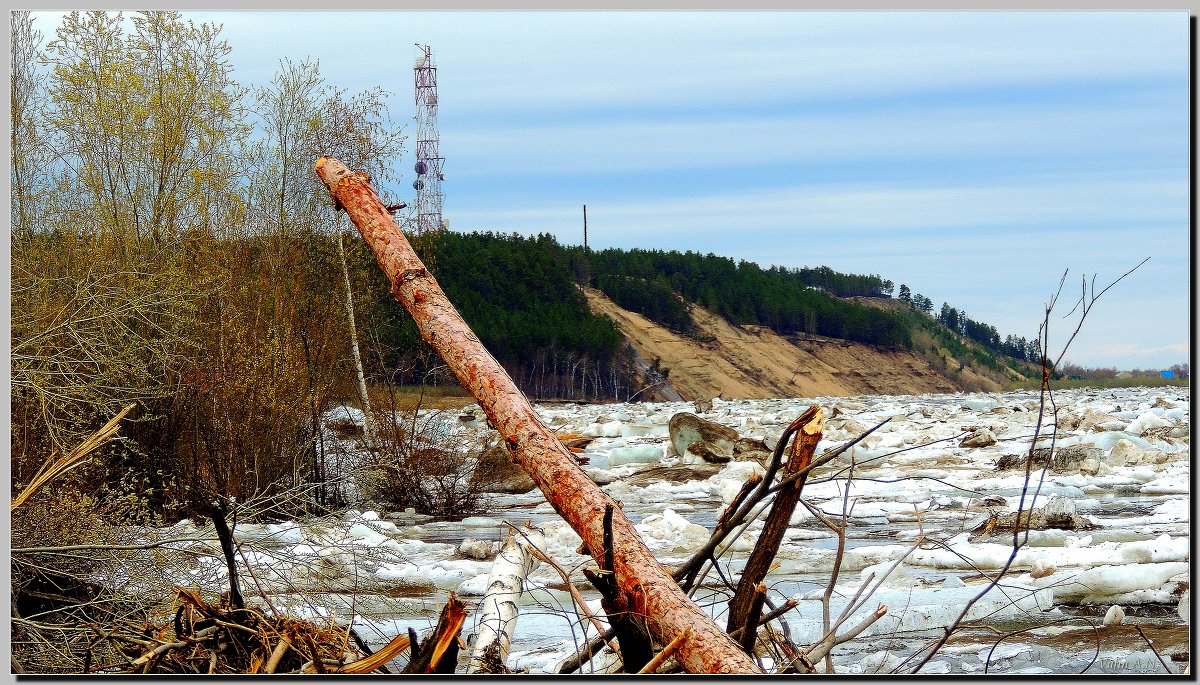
315, 157, 761, 674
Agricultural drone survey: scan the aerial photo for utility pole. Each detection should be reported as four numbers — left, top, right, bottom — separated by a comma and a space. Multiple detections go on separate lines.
581, 204, 591, 288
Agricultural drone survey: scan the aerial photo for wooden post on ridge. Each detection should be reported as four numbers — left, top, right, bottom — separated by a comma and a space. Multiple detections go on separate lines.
315, 157, 761, 674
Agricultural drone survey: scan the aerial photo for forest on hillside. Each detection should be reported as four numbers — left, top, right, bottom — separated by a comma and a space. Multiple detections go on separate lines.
582, 246, 1042, 366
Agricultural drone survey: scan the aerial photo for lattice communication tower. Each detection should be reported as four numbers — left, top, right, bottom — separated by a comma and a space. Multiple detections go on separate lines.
413, 44, 445, 236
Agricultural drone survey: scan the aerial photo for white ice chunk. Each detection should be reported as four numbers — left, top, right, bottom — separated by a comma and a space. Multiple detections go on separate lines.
635, 509, 710, 555
461, 516, 501, 527
1051, 562, 1190, 602
1125, 411, 1171, 436
456, 572, 491, 596
1139, 477, 1188, 495
840, 544, 911, 572
620, 423, 666, 438
582, 420, 624, 438
963, 397, 1000, 411
1091, 432, 1151, 451
607, 444, 663, 466
1118, 534, 1189, 564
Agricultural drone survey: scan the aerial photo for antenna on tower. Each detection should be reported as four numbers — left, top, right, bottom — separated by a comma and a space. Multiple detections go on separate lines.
413, 44, 445, 237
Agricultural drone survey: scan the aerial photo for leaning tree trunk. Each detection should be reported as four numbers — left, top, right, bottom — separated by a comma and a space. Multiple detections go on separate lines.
726, 406, 823, 638
315, 157, 761, 674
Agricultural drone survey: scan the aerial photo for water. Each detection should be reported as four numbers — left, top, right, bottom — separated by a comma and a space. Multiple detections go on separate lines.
149, 386, 1192, 673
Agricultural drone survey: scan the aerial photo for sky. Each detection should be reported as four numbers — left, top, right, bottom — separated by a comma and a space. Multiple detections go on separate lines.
29, 11, 1192, 370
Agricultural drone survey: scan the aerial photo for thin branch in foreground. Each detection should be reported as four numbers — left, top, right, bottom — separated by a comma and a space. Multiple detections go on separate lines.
638, 628, 691, 674
509, 524, 622, 661
1133, 626, 1174, 674
906, 259, 1145, 674
12, 402, 136, 510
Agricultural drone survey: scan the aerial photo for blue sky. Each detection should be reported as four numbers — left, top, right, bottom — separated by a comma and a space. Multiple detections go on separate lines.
31, 11, 1191, 369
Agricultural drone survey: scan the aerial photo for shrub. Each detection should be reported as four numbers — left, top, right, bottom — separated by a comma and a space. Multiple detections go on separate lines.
356, 407, 483, 519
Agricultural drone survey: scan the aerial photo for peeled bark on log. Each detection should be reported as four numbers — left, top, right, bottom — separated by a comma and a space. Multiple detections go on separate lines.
467, 530, 541, 673
315, 157, 761, 674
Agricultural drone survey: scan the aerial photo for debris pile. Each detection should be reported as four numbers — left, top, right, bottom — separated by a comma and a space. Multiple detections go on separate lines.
92, 588, 463, 675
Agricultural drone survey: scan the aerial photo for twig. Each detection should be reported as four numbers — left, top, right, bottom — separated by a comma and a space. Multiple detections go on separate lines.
727, 598, 799, 641
129, 625, 219, 667
799, 605, 888, 669
1134, 626, 1174, 674
980, 617, 1087, 674
235, 540, 278, 617
677, 414, 885, 593
305, 634, 326, 673
829, 451, 858, 673
12, 538, 218, 555
1052, 258, 1148, 370
908, 261, 1142, 673
264, 636, 292, 674
12, 403, 136, 510
522, 536, 620, 657
638, 628, 690, 674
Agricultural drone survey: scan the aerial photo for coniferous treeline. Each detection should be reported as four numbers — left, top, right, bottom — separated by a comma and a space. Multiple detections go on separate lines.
934, 302, 1041, 363
582, 247, 912, 349
370, 231, 629, 400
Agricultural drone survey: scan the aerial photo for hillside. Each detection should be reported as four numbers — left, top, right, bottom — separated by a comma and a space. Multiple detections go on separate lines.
846, 295, 1036, 391
364, 231, 1037, 400
583, 287, 991, 399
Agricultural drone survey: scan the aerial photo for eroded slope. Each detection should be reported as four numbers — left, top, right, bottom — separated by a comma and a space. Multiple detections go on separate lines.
584, 287, 991, 400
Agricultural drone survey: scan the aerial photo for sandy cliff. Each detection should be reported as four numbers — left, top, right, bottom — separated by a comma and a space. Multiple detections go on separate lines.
583, 287, 993, 400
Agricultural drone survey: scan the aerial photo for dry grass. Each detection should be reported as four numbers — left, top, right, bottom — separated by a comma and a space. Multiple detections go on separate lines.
365, 383, 476, 412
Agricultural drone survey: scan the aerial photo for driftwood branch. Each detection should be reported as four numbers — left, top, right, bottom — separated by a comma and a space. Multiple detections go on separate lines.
675, 416, 888, 591
315, 156, 760, 674
401, 594, 466, 674
638, 628, 691, 674
726, 407, 823, 638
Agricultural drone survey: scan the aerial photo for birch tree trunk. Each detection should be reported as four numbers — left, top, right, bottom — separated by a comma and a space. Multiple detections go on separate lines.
336, 221, 374, 444
315, 157, 761, 674
468, 531, 541, 673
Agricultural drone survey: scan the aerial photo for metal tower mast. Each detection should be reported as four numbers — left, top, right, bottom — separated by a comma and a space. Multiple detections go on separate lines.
413, 44, 445, 236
